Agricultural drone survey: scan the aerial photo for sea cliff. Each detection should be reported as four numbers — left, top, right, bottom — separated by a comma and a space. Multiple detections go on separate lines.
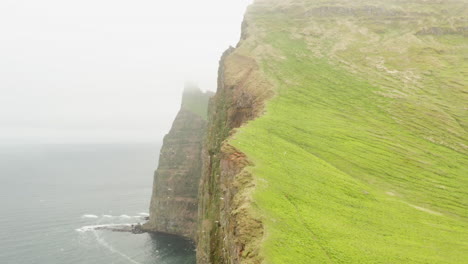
142, 86, 212, 240
197, 0, 467, 263
146, 0, 467, 263
196, 44, 273, 264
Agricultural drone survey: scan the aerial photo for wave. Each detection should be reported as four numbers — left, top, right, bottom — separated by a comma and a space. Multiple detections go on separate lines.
76, 212, 149, 264
119, 214, 131, 219
80, 225, 143, 264
81, 214, 146, 220
81, 214, 99, 219
76, 223, 135, 233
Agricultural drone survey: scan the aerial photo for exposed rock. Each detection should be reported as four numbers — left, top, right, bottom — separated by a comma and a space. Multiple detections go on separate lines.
196, 0, 468, 263
94, 224, 144, 234
196, 32, 273, 264
142, 86, 213, 240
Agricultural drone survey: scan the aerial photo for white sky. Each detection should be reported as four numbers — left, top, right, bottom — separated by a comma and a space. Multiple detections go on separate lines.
0, 0, 253, 144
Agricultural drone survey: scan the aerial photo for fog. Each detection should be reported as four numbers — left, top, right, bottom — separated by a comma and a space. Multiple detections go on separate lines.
0, 0, 253, 144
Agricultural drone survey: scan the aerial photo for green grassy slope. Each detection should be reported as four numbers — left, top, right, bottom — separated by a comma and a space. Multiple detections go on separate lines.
230, 0, 467, 263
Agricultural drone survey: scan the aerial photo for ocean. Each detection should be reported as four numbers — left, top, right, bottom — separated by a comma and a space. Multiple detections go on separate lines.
0, 143, 195, 264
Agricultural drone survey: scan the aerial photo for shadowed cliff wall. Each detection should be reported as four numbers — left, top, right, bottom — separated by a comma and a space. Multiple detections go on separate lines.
197, 29, 273, 264
143, 88, 212, 240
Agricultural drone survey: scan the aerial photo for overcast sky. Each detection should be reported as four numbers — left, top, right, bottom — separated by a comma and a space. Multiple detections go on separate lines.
0, 0, 253, 144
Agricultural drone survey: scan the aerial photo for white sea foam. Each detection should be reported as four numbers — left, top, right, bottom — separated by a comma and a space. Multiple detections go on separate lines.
75, 223, 135, 233
81, 214, 99, 219
119, 214, 131, 219
76, 222, 143, 264
83, 226, 142, 264
80, 214, 144, 220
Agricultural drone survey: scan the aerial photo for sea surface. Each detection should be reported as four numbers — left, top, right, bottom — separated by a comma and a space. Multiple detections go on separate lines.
0, 143, 195, 264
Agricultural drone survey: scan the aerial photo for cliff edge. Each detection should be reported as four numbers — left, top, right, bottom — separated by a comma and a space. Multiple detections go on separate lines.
143, 86, 213, 240
197, 0, 467, 263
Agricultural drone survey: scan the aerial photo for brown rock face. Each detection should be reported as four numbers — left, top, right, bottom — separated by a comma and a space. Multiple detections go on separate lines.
142, 89, 212, 240
197, 34, 273, 264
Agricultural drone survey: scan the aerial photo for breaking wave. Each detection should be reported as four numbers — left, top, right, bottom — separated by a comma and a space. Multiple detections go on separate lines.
75, 212, 147, 264
80, 214, 147, 221
81, 214, 99, 219
75, 223, 135, 233
92, 230, 142, 264
119, 214, 131, 219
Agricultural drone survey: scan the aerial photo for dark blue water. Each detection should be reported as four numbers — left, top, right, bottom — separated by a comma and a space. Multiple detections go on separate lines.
0, 143, 195, 264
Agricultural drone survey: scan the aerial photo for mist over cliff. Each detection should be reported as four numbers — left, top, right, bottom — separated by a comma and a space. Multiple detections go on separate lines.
145, 0, 467, 264
143, 87, 213, 240
0, 0, 252, 144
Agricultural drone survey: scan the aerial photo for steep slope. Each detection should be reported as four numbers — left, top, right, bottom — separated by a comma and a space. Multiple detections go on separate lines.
197, 47, 273, 264
143, 87, 212, 240
198, 0, 468, 263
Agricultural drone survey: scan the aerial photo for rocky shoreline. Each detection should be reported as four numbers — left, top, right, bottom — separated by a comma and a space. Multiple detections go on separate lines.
95, 217, 197, 241
91, 216, 149, 234
94, 224, 144, 234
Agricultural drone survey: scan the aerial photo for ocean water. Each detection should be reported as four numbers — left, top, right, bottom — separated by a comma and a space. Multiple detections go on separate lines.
0, 143, 195, 264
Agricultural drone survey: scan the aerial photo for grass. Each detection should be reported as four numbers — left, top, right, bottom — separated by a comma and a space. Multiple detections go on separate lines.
227, 2, 468, 262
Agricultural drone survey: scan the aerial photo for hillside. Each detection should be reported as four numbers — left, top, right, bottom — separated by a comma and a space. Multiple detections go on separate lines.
197, 0, 468, 263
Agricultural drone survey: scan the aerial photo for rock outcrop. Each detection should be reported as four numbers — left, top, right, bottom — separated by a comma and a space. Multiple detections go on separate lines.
196, 27, 273, 264
142, 86, 212, 240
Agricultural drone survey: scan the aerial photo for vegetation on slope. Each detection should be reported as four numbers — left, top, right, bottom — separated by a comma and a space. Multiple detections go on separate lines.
227, 0, 468, 263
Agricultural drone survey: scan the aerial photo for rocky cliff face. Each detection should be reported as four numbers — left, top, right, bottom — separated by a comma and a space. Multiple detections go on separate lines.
197, 0, 467, 263
143, 87, 212, 240
196, 24, 273, 264
143, 0, 467, 262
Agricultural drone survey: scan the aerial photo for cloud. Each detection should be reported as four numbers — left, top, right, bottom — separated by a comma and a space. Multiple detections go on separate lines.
0, 0, 252, 143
